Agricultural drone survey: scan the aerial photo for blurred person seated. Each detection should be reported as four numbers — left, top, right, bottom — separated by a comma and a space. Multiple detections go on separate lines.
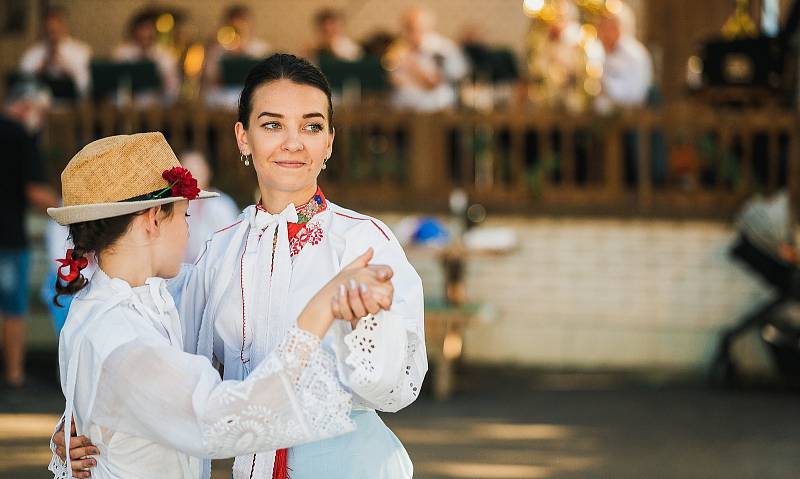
386, 6, 469, 112
305, 8, 363, 62
0, 81, 59, 390
112, 11, 181, 103
19, 6, 91, 100
180, 151, 240, 262
595, 1, 653, 111
204, 5, 270, 108
459, 25, 521, 110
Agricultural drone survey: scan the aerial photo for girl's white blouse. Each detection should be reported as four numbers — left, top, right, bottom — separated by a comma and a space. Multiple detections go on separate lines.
48, 269, 354, 479
170, 201, 427, 478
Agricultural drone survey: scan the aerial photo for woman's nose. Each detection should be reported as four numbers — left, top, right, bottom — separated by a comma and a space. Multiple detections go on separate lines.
281, 131, 304, 152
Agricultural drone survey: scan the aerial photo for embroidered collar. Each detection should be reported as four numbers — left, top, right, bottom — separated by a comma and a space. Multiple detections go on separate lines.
256, 187, 328, 241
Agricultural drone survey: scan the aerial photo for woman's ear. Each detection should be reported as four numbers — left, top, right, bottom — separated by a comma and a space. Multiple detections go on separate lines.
325, 127, 335, 160
235, 121, 250, 155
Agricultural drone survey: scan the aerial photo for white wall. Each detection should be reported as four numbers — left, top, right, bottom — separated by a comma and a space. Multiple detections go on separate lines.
394, 215, 776, 374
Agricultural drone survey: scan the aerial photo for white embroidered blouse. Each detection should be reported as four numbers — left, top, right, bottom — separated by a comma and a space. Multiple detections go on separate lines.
170, 195, 427, 478
48, 269, 354, 479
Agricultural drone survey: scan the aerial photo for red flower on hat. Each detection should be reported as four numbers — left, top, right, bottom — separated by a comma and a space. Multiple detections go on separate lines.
162, 167, 200, 200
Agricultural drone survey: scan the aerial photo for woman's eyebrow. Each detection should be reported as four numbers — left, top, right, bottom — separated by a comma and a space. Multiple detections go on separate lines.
257, 111, 283, 119
303, 112, 325, 119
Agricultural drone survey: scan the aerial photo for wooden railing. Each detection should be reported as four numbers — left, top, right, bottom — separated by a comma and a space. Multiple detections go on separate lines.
41, 103, 800, 218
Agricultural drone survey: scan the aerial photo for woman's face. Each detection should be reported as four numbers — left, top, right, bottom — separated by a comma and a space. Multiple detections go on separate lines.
154, 201, 189, 278
235, 79, 334, 198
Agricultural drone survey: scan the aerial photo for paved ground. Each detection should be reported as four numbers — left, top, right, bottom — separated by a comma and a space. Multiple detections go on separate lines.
2, 350, 799, 479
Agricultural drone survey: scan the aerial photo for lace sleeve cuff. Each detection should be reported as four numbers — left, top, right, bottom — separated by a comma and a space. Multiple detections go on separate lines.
276, 326, 355, 439
48, 419, 69, 479
342, 313, 407, 403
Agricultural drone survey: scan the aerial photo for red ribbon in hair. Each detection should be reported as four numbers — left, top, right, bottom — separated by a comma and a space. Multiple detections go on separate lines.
56, 249, 88, 283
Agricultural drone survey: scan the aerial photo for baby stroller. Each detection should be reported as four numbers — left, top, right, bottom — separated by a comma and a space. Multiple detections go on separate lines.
710, 192, 800, 387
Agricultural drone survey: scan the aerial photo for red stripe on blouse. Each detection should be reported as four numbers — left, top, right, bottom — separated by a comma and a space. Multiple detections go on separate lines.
333, 212, 390, 241
193, 220, 245, 265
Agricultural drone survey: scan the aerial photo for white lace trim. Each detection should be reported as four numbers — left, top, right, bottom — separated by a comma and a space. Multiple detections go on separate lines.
200, 327, 353, 458
48, 449, 69, 479
344, 314, 422, 411
48, 419, 69, 479
278, 326, 355, 438
345, 315, 382, 387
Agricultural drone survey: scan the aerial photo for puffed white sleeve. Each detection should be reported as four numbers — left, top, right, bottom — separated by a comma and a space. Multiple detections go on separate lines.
89, 326, 354, 458
331, 220, 427, 412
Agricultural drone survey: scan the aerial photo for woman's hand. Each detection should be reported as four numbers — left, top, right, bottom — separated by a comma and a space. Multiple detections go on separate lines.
52, 419, 98, 478
297, 248, 394, 338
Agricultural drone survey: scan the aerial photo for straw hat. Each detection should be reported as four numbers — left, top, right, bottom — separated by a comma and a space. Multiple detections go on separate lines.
47, 132, 218, 225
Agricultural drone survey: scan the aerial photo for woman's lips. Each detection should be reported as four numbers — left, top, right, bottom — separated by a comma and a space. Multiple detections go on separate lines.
274, 161, 306, 169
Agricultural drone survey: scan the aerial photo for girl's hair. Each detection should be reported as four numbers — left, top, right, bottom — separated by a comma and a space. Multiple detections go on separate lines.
54, 203, 174, 305
237, 53, 334, 132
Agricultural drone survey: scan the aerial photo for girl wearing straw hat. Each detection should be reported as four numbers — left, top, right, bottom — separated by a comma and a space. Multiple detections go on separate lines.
47, 131, 395, 478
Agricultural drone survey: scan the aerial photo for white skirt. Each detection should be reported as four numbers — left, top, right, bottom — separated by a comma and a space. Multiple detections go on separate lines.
287, 410, 412, 479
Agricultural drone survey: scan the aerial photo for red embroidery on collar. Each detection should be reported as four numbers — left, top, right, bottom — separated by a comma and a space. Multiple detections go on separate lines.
257, 187, 327, 256
289, 221, 324, 256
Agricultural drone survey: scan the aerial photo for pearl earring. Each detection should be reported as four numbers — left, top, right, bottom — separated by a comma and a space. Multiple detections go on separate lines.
240, 153, 251, 167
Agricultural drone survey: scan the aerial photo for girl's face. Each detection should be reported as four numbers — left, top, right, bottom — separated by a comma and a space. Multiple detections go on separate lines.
235, 79, 334, 199
153, 200, 189, 278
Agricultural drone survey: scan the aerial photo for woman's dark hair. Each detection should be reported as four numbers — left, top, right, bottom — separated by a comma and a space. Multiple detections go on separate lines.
54, 203, 174, 305
237, 53, 334, 132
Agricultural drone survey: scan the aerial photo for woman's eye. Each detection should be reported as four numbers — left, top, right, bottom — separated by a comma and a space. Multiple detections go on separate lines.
304, 123, 323, 132
262, 122, 281, 130
185, 213, 191, 218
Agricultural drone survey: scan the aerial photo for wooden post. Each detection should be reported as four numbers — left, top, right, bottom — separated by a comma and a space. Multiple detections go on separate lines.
637, 112, 653, 211
509, 120, 526, 192
604, 122, 624, 198
788, 123, 800, 234
718, 125, 733, 192
561, 124, 576, 188
740, 129, 754, 193
537, 125, 552, 193
768, 128, 780, 191
409, 113, 448, 194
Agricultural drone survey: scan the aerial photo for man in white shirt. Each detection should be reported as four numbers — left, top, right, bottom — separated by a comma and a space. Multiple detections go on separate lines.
388, 6, 469, 112
596, 2, 653, 110
113, 12, 181, 102
306, 9, 363, 62
203, 5, 271, 108
19, 7, 92, 98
